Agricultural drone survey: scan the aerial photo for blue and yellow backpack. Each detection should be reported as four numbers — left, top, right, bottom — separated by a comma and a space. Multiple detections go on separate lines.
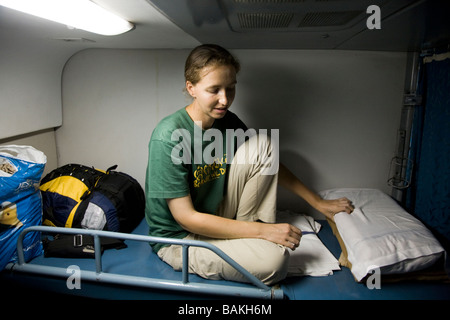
39, 164, 144, 233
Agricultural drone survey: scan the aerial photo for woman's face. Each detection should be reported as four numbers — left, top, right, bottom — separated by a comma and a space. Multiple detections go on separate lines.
186, 64, 237, 129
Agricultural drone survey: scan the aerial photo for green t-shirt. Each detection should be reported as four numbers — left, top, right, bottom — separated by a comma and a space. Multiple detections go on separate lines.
145, 107, 247, 252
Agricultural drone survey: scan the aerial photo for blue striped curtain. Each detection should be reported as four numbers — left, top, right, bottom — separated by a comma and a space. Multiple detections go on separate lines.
406, 55, 450, 244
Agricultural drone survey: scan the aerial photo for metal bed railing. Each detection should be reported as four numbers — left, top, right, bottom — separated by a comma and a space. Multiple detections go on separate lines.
8, 226, 284, 299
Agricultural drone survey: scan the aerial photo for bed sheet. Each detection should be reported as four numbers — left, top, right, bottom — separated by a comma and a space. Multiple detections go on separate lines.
277, 211, 340, 277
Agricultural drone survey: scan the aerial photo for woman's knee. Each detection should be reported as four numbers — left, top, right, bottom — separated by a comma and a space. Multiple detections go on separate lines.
231, 133, 279, 178
221, 239, 290, 285
251, 242, 289, 285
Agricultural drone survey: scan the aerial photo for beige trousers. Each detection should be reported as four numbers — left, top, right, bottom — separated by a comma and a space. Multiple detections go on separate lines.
158, 134, 289, 285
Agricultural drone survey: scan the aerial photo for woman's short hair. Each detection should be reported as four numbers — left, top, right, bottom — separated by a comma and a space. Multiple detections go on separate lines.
184, 44, 240, 84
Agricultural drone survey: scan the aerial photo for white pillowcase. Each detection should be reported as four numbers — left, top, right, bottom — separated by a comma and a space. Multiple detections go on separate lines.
319, 188, 445, 281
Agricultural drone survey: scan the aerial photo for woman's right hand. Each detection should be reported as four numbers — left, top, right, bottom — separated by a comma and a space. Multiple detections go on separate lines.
260, 223, 302, 250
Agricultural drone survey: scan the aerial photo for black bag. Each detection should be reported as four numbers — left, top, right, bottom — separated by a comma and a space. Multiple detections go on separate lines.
40, 164, 145, 233
39, 164, 145, 258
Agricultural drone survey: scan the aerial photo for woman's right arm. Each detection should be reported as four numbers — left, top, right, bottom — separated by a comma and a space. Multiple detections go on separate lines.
166, 195, 302, 250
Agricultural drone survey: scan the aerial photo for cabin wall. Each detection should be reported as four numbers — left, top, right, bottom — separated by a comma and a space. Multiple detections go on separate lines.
57, 48, 406, 215
0, 21, 83, 176
0, 40, 69, 139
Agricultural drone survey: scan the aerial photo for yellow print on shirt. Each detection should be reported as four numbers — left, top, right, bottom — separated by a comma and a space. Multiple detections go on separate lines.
193, 155, 227, 188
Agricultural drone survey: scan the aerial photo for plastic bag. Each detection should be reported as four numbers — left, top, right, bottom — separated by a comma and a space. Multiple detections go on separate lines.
0, 145, 47, 270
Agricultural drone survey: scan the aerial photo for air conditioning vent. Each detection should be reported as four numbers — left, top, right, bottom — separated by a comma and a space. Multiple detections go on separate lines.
238, 12, 294, 28
298, 11, 362, 27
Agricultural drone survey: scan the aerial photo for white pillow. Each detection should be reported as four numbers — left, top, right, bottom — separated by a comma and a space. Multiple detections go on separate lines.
319, 188, 445, 281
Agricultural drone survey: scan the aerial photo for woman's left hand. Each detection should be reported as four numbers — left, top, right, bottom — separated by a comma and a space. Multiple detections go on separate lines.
316, 197, 354, 221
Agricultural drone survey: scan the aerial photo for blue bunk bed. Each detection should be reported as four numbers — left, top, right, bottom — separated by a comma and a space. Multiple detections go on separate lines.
2, 217, 450, 300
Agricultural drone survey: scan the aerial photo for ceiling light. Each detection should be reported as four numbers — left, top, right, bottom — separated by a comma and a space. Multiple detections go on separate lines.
0, 0, 134, 36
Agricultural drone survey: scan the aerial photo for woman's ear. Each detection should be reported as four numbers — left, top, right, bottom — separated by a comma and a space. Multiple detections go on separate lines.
186, 81, 196, 98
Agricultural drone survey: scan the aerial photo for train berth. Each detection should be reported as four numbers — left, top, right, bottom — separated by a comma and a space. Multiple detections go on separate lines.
2, 189, 450, 300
